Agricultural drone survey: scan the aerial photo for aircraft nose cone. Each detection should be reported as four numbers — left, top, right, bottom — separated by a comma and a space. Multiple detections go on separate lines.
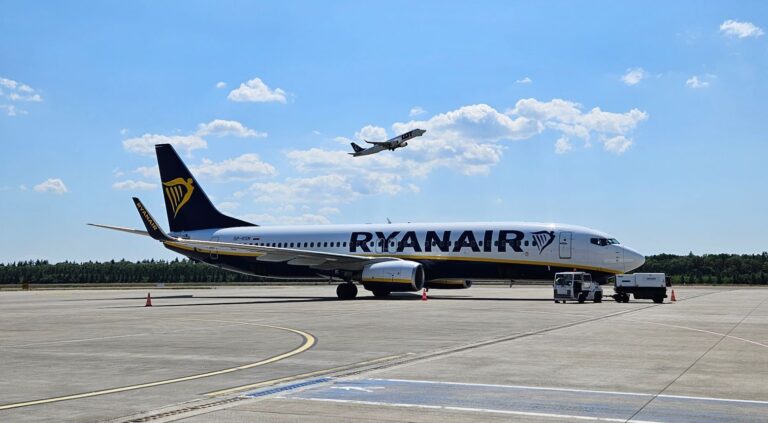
623, 246, 645, 271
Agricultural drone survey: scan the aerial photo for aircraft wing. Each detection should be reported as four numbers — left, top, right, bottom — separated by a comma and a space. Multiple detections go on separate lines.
89, 197, 400, 273
163, 238, 398, 272
363, 140, 391, 146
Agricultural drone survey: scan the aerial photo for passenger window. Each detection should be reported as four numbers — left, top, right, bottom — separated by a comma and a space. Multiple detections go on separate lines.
478, 241, 483, 247
324, 242, 328, 247
290, 242, 294, 248
524, 241, 529, 246
310, 242, 314, 247
343, 242, 347, 247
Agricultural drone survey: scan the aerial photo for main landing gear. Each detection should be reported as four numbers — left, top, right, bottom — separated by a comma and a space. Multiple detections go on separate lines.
336, 282, 358, 300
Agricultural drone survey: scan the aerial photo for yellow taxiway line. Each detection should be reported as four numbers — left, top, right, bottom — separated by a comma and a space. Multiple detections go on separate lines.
0, 323, 315, 411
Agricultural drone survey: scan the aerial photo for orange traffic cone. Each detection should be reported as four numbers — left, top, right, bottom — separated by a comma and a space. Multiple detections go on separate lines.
145, 292, 153, 307
670, 289, 676, 302
421, 288, 427, 302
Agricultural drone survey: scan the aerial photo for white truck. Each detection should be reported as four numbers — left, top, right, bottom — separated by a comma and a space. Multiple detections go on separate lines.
553, 272, 603, 303
610, 273, 668, 304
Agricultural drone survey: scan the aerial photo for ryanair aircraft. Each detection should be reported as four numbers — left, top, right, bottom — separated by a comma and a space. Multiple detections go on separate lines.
91, 144, 645, 299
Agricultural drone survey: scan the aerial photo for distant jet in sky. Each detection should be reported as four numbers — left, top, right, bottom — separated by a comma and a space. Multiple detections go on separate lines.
349, 129, 426, 157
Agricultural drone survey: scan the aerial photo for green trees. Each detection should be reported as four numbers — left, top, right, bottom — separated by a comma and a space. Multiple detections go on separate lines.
0, 259, 264, 284
637, 252, 768, 284
1, 252, 766, 284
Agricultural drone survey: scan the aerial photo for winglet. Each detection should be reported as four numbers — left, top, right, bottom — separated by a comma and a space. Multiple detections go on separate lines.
133, 197, 172, 241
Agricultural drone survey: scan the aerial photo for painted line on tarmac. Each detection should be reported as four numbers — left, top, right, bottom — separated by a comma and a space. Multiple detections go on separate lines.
291, 397, 661, 423
204, 353, 411, 396
371, 378, 768, 405
0, 322, 315, 411
628, 319, 768, 349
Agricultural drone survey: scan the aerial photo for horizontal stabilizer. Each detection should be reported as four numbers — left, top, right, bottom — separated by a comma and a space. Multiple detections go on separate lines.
87, 223, 149, 237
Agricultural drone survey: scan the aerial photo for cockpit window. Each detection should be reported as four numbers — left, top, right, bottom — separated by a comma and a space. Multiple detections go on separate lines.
591, 237, 620, 246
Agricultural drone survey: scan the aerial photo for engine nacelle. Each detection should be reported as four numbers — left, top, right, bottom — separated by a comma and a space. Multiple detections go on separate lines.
361, 260, 424, 292
426, 279, 473, 289
399, 141, 408, 148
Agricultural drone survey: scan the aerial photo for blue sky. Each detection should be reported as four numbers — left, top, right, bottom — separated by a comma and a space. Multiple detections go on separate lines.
1, 1, 766, 262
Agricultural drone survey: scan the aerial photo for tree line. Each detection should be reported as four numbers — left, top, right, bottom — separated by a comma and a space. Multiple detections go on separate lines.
0, 253, 767, 284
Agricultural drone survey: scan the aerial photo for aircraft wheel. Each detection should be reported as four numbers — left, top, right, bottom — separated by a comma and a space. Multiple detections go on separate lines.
372, 289, 390, 298
336, 283, 358, 300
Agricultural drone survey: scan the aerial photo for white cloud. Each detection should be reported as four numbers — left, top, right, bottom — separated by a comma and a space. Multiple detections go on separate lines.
191, 154, 277, 181
555, 137, 573, 154
719, 20, 764, 38
267, 99, 647, 208
515, 77, 532, 84
0, 77, 43, 103
195, 119, 267, 138
217, 201, 239, 211
686, 75, 713, 89
19, 184, 27, 191
34, 178, 68, 194
215, 81, 227, 89
123, 134, 207, 155
409, 106, 427, 117
227, 77, 287, 103
247, 174, 359, 205
318, 206, 340, 215
355, 125, 388, 142
112, 180, 157, 191
602, 135, 633, 154
238, 213, 331, 225
134, 165, 159, 178
621, 68, 647, 86
0, 104, 26, 116
509, 98, 647, 139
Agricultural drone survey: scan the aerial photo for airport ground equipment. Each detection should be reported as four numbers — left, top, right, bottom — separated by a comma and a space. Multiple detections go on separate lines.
553, 272, 603, 303
610, 273, 668, 303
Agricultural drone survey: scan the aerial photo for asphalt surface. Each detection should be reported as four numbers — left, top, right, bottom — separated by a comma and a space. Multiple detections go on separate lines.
0, 285, 766, 422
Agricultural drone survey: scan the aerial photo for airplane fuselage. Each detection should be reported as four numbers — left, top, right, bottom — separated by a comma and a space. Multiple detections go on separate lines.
167, 221, 645, 283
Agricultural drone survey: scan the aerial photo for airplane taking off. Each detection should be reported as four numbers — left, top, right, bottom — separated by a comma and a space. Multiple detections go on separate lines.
90, 144, 645, 300
349, 128, 426, 157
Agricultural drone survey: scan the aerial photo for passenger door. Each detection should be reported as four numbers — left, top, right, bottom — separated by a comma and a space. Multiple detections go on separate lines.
559, 231, 572, 259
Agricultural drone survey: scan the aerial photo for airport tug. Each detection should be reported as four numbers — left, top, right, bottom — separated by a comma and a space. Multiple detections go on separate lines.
553, 272, 603, 303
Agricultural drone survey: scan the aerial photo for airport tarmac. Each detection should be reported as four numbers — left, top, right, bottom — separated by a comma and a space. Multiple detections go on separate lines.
0, 285, 766, 422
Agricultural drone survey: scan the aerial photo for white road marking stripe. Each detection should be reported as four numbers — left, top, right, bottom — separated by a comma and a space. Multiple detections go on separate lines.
369, 378, 768, 405
628, 319, 768, 349
293, 397, 661, 423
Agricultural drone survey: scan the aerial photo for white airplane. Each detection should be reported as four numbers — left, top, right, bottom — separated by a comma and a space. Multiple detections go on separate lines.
90, 144, 645, 300
349, 128, 426, 157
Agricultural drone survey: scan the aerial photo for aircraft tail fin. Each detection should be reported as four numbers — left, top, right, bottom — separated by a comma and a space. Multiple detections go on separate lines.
155, 144, 256, 232
350, 142, 364, 153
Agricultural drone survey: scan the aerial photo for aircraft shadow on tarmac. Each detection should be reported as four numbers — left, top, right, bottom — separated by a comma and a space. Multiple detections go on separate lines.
101, 293, 554, 308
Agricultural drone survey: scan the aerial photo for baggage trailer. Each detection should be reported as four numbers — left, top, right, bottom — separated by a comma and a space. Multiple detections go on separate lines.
553, 272, 603, 303
610, 273, 668, 303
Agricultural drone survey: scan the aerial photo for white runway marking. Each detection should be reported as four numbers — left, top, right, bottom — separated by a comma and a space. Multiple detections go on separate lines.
294, 397, 662, 423
372, 378, 768, 405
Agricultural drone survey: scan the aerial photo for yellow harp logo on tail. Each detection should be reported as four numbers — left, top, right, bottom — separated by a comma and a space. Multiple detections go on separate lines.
163, 178, 195, 217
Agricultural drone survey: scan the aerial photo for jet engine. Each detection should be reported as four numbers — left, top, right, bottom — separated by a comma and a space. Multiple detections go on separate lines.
399, 142, 408, 148
426, 279, 473, 289
361, 260, 424, 292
